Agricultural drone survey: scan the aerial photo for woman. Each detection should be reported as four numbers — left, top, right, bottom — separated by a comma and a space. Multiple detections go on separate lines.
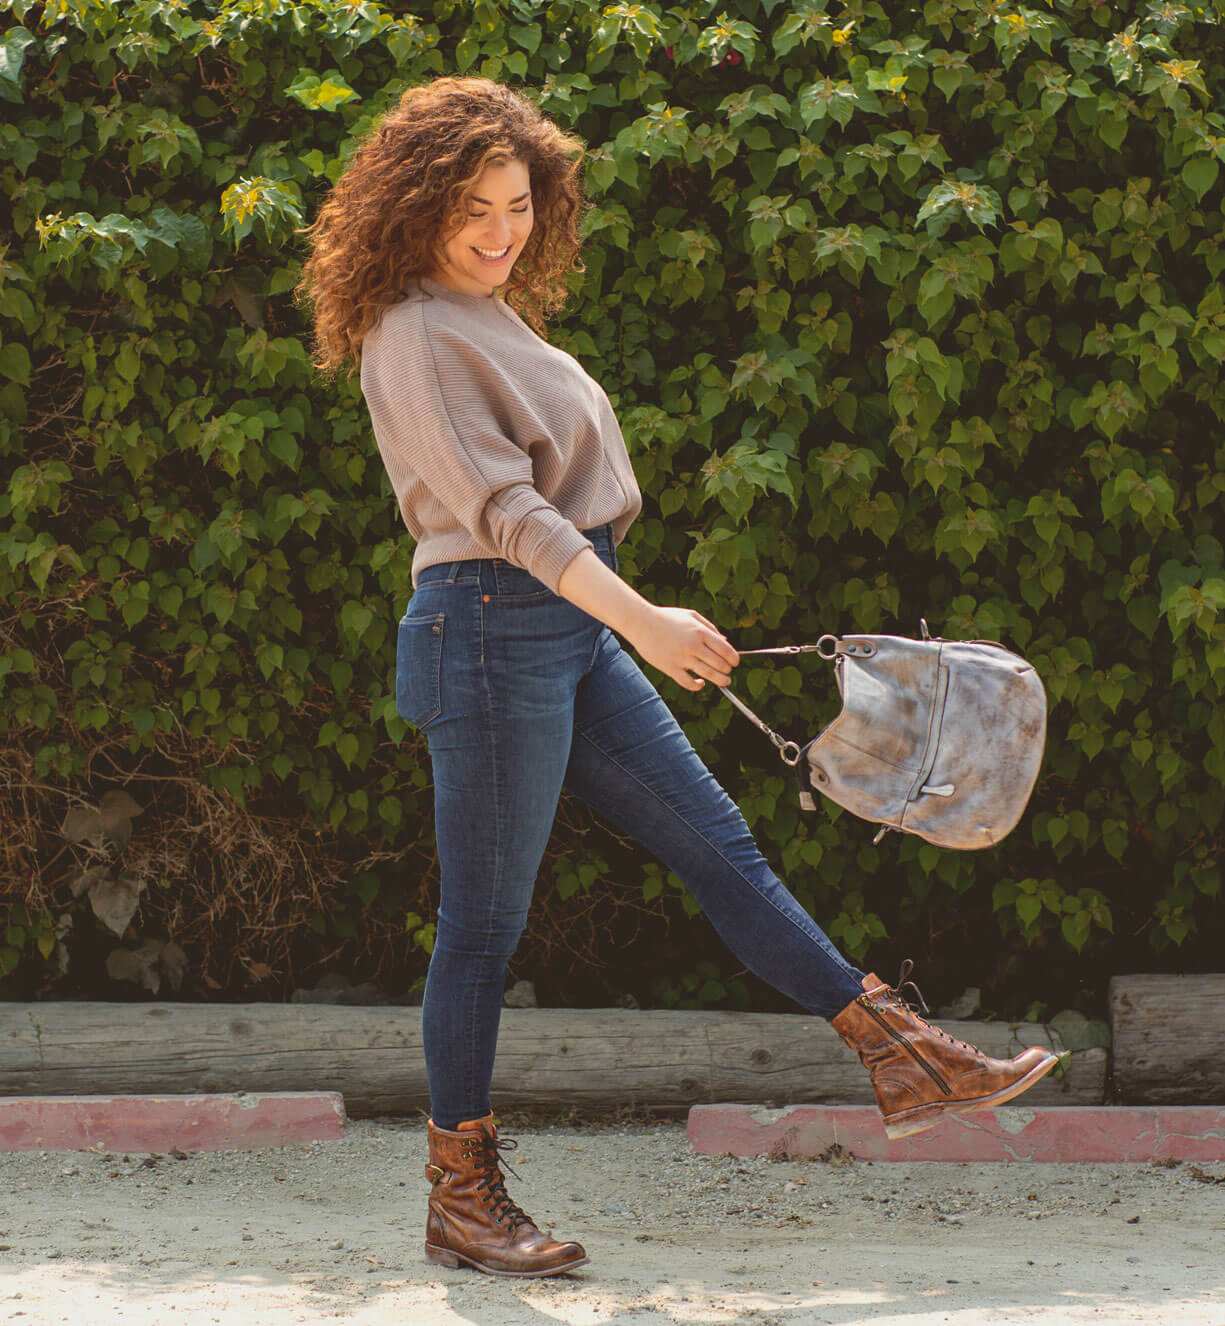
296, 75, 1057, 1279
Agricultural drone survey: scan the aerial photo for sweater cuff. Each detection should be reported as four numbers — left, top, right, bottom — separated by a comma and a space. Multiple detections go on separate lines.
492, 486, 596, 594
530, 520, 597, 594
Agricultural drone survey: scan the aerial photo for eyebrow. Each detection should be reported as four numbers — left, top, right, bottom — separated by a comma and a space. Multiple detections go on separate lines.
469, 191, 531, 205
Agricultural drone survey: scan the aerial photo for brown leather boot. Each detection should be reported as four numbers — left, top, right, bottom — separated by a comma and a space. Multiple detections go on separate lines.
423, 1112, 588, 1277
831, 962, 1060, 1140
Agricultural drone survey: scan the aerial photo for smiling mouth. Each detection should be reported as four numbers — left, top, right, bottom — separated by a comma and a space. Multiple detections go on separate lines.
472, 245, 511, 263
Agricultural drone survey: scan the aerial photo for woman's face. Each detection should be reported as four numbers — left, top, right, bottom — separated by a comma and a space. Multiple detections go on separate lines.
428, 157, 534, 297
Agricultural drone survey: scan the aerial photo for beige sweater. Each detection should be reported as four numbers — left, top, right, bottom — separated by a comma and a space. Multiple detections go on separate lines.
359, 274, 642, 593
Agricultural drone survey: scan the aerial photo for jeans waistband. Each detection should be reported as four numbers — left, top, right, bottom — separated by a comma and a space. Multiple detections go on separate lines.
582, 522, 615, 559
419, 523, 615, 586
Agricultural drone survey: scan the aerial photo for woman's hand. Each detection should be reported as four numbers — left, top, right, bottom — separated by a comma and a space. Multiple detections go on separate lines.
554, 548, 740, 690
626, 604, 740, 692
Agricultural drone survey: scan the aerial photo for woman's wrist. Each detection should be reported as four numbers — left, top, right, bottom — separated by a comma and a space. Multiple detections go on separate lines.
555, 545, 654, 641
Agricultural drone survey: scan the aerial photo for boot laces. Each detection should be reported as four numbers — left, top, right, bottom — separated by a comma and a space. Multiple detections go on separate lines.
466, 1126, 532, 1232
880, 959, 978, 1056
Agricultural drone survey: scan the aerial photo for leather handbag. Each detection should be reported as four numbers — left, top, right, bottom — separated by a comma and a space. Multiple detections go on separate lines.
720, 621, 1047, 851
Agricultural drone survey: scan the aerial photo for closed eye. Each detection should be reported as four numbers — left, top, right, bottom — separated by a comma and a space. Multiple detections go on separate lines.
469, 207, 531, 218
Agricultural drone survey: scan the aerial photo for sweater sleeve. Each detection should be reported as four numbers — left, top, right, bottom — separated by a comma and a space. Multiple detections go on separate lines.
360, 304, 595, 593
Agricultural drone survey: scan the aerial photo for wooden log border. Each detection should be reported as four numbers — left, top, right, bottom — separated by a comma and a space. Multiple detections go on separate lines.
0, 1003, 1106, 1117
1109, 974, 1225, 1105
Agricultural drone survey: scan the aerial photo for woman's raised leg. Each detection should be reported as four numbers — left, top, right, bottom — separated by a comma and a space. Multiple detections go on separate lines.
563, 626, 866, 1018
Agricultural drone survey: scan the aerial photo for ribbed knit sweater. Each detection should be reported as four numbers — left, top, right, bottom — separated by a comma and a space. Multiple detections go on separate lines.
359, 274, 642, 593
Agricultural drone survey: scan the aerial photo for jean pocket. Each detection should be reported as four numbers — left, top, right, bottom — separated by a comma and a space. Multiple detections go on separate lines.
396, 612, 445, 729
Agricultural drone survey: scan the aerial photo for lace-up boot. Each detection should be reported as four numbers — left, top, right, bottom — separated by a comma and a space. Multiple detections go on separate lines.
423, 1112, 588, 1277
831, 962, 1059, 1139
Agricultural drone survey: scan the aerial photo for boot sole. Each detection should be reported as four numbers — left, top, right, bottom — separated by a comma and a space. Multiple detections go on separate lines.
881, 1050, 1061, 1140
426, 1243, 589, 1277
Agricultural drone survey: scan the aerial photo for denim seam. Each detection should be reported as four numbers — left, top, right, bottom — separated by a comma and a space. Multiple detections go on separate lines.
574, 726, 862, 988
586, 624, 609, 675
471, 587, 498, 1116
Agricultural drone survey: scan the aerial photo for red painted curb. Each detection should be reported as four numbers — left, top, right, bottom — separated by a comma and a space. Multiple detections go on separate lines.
0, 1093, 347, 1153
688, 1104, 1225, 1163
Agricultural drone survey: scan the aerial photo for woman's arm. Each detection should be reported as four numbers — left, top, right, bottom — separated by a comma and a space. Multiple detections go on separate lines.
556, 546, 739, 693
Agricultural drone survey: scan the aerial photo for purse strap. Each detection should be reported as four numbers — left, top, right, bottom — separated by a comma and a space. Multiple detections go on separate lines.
717, 640, 832, 767
720, 621, 939, 765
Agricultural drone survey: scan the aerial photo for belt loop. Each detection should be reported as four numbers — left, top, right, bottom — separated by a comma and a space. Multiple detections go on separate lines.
445, 560, 462, 583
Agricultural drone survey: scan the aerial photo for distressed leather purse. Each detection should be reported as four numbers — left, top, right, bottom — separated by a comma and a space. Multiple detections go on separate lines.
720, 621, 1047, 851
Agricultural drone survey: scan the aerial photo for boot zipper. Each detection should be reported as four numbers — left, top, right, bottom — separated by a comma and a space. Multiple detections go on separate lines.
859, 996, 952, 1095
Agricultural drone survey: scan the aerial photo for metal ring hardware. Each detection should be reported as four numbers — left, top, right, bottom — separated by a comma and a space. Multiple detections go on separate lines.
816, 634, 839, 660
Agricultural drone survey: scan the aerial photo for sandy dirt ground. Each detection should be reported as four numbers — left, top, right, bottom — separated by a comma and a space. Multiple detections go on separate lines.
1, 1113, 1223, 1325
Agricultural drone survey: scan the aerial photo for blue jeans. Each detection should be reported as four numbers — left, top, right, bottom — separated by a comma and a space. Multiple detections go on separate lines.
396, 523, 866, 1129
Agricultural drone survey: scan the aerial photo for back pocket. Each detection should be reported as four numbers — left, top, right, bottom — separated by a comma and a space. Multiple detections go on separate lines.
396, 613, 445, 729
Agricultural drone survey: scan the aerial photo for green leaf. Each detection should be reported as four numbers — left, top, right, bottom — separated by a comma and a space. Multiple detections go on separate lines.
1061, 914, 1090, 952
284, 70, 361, 113
1182, 155, 1219, 202
341, 600, 373, 641
0, 27, 37, 98
0, 343, 31, 384
1016, 895, 1042, 926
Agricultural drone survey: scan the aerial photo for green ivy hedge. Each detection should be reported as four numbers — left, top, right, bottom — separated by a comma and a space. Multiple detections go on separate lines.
1, 0, 1222, 1011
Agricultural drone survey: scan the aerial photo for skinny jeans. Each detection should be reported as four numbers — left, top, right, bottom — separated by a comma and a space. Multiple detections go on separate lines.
396, 523, 866, 1130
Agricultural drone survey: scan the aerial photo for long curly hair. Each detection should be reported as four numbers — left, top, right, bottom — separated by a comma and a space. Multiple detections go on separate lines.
293, 76, 592, 381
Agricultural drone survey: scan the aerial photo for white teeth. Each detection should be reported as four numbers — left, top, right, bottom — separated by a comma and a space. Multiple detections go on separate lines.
473, 246, 510, 258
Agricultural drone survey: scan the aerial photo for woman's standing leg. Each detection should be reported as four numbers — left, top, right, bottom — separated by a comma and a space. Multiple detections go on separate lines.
404, 559, 593, 1128
396, 547, 603, 1275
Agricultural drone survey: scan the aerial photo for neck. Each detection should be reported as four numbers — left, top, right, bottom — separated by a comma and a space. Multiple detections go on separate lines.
421, 270, 498, 300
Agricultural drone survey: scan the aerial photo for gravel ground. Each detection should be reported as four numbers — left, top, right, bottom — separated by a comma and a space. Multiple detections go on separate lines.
1, 1113, 1223, 1324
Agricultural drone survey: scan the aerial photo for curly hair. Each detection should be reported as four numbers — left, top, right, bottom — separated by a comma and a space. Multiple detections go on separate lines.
293, 76, 592, 381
